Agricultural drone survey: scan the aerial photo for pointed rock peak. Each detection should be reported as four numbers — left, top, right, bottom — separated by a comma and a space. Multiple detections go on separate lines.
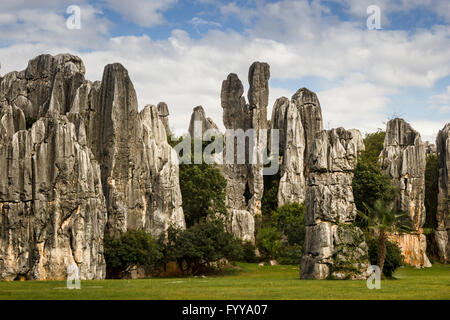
385, 118, 421, 147
141, 104, 158, 120
291, 87, 320, 106
100, 62, 138, 115
25, 53, 85, 79
248, 62, 270, 109
221, 73, 249, 130
157, 102, 170, 117
221, 73, 245, 108
102, 63, 131, 80
193, 105, 206, 114
188, 105, 220, 138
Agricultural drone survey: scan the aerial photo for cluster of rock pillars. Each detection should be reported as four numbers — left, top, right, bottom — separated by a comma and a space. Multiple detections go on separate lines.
0, 54, 448, 280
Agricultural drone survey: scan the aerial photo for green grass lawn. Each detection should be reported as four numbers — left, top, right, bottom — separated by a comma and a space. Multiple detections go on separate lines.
0, 263, 449, 300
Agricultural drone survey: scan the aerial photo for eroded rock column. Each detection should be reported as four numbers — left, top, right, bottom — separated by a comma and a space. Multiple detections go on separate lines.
436, 123, 450, 263
301, 128, 368, 279
220, 62, 270, 242
379, 118, 431, 267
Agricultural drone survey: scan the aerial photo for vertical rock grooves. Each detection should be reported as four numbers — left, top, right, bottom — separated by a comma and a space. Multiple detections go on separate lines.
380, 118, 431, 267
0, 54, 185, 280
436, 123, 450, 263
188, 105, 220, 139
300, 128, 368, 279
220, 62, 269, 242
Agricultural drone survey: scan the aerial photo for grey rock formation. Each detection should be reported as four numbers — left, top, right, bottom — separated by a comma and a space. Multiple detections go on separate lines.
73, 63, 184, 237
301, 128, 369, 279
188, 105, 220, 139
220, 62, 270, 242
379, 118, 431, 267
271, 98, 306, 206
291, 88, 323, 178
157, 102, 172, 137
0, 115, 107, 280
0, 54, 185, 280
0, 54, 85, 119
270, 88, 324, 208
436, 123, 450, 263
140, 105, 186, 236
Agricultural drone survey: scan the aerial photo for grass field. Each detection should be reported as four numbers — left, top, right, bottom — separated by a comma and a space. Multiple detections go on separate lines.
0, 263, 448, 300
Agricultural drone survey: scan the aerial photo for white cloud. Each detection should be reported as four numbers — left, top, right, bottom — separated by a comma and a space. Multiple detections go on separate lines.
0, 0, 449, 141
190, 17, 221, 28
325, 0, 450, 23
0, 2, 110, 52
103, 0, 177, 27
410, 120, 449, 143
429, 86, 450, 115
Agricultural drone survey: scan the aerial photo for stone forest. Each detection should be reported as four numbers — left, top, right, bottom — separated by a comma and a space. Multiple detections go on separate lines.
0, 53, 448, 282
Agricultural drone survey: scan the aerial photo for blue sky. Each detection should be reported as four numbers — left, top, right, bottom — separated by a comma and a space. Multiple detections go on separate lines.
0, 0, 449, 141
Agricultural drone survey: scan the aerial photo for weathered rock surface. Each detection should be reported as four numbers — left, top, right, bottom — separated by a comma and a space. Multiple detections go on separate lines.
220, 62, 270, 242
271, 98, 306, 206
271, 88, 324, 208
436, 123, 450, 263
291, 88, 323, 178
379, 118, 431, 267
0, 54, 85, 119
301, 128, 369, 279
157, 102, 172, 137
0, 54, 185, 280
188, 105, 220, 139
0, 115, 107, 280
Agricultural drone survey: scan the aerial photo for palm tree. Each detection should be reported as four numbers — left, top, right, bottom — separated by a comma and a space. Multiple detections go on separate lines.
358, 199, 414, 274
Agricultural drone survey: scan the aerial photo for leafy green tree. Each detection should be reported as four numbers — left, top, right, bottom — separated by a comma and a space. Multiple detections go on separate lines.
103, 230, 163, 278
353, 131, 396, 228
163, 219, 242, 275
271, 202, 306, 246
367, 237, 404, 278
179, 163, 227, 227
256, 227, 283, 260
360, 131, 386, 163
170, 135, 227, 227
358, 200, 413, 275
240, 241, 258, 263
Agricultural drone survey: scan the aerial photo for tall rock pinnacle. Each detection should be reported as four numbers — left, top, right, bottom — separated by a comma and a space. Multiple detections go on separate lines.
379, 118, 431, 267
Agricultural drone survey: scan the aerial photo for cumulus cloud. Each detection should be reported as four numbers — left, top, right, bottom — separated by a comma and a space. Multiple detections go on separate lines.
103, 0, 177, 27
325, 0, 450, 22
0, 1, 110, 52
429, 86, 450, 114
190, 17, 221, 27
0, 0, 448, 140
410, 120, 449, 143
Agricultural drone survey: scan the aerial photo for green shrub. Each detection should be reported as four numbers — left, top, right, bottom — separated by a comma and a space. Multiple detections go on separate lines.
271, 202, 305, 245
240, 241, 258, 263
104, 230, 163, 278
367, 237, 404, 278
256, 227, 283, 260
278, 244, 302, 265
353, 131, 397, 230
163, 219, 241, 275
